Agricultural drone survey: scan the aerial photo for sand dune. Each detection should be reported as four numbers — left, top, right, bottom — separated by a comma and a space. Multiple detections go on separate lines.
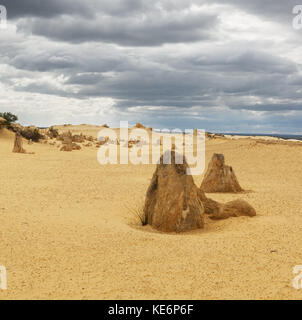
0, 125, 302, 299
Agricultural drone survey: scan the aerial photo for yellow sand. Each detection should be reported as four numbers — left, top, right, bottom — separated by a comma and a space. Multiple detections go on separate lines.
0, 125, 302, 300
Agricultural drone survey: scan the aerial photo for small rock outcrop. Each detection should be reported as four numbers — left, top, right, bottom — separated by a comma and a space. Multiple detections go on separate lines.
12, 132, 26, 153
60, 131, 73, 151
96, 137, 109, 147
143, 151, 204, 232
72, 133, 85, 143
209, 199, 256, 220
85, 135, 95, 142
134, 123, 145, 129
201, 154, 243, 193
47, 126, 59, 139
197, 190, 256, 220
72, 143, 81, 150
84, 142, 93, 147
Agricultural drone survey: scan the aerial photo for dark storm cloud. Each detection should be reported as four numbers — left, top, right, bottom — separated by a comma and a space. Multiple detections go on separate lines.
12, 54, 77, 72
233, 103, 302, 112
215, 0, 298, 22
61, 48, 300, 107
5, 42, 302, 113
1, 0, 302, 132
1, 0, 93, 19
2, 0, 154, 19
4, 0, 298, 20
4, 0, 300, 46
16, 11, 218, 46
184, 51, 297, 74
14, 81, 72, 97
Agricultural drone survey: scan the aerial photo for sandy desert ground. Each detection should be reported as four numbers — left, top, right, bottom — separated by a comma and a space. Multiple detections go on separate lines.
0, 124, 302, 300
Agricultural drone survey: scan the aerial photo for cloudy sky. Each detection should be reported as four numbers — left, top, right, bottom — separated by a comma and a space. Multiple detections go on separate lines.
0, 0, 302, 133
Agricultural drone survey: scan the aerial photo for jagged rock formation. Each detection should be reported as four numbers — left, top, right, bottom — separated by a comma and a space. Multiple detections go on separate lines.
72, 133, 85, 143
60, 131, 73, 151
201, 154, 243, 193
143, 151, 204, 232
57, 131, 70, 142
134, 123, 145, 129
12, 132, 26, 153
47, 126, 59, 139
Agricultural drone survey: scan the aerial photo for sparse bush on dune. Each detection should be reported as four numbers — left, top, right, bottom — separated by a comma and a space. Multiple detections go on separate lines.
20, 126, 44, 142
127, 201, 148, 226
134, 205, 148, 226
0, 112, 18, 125
0, 112, 42, 142
47, 126, 59, 139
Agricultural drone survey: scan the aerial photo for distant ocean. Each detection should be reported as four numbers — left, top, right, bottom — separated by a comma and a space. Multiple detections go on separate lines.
220, 133, 302, 141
